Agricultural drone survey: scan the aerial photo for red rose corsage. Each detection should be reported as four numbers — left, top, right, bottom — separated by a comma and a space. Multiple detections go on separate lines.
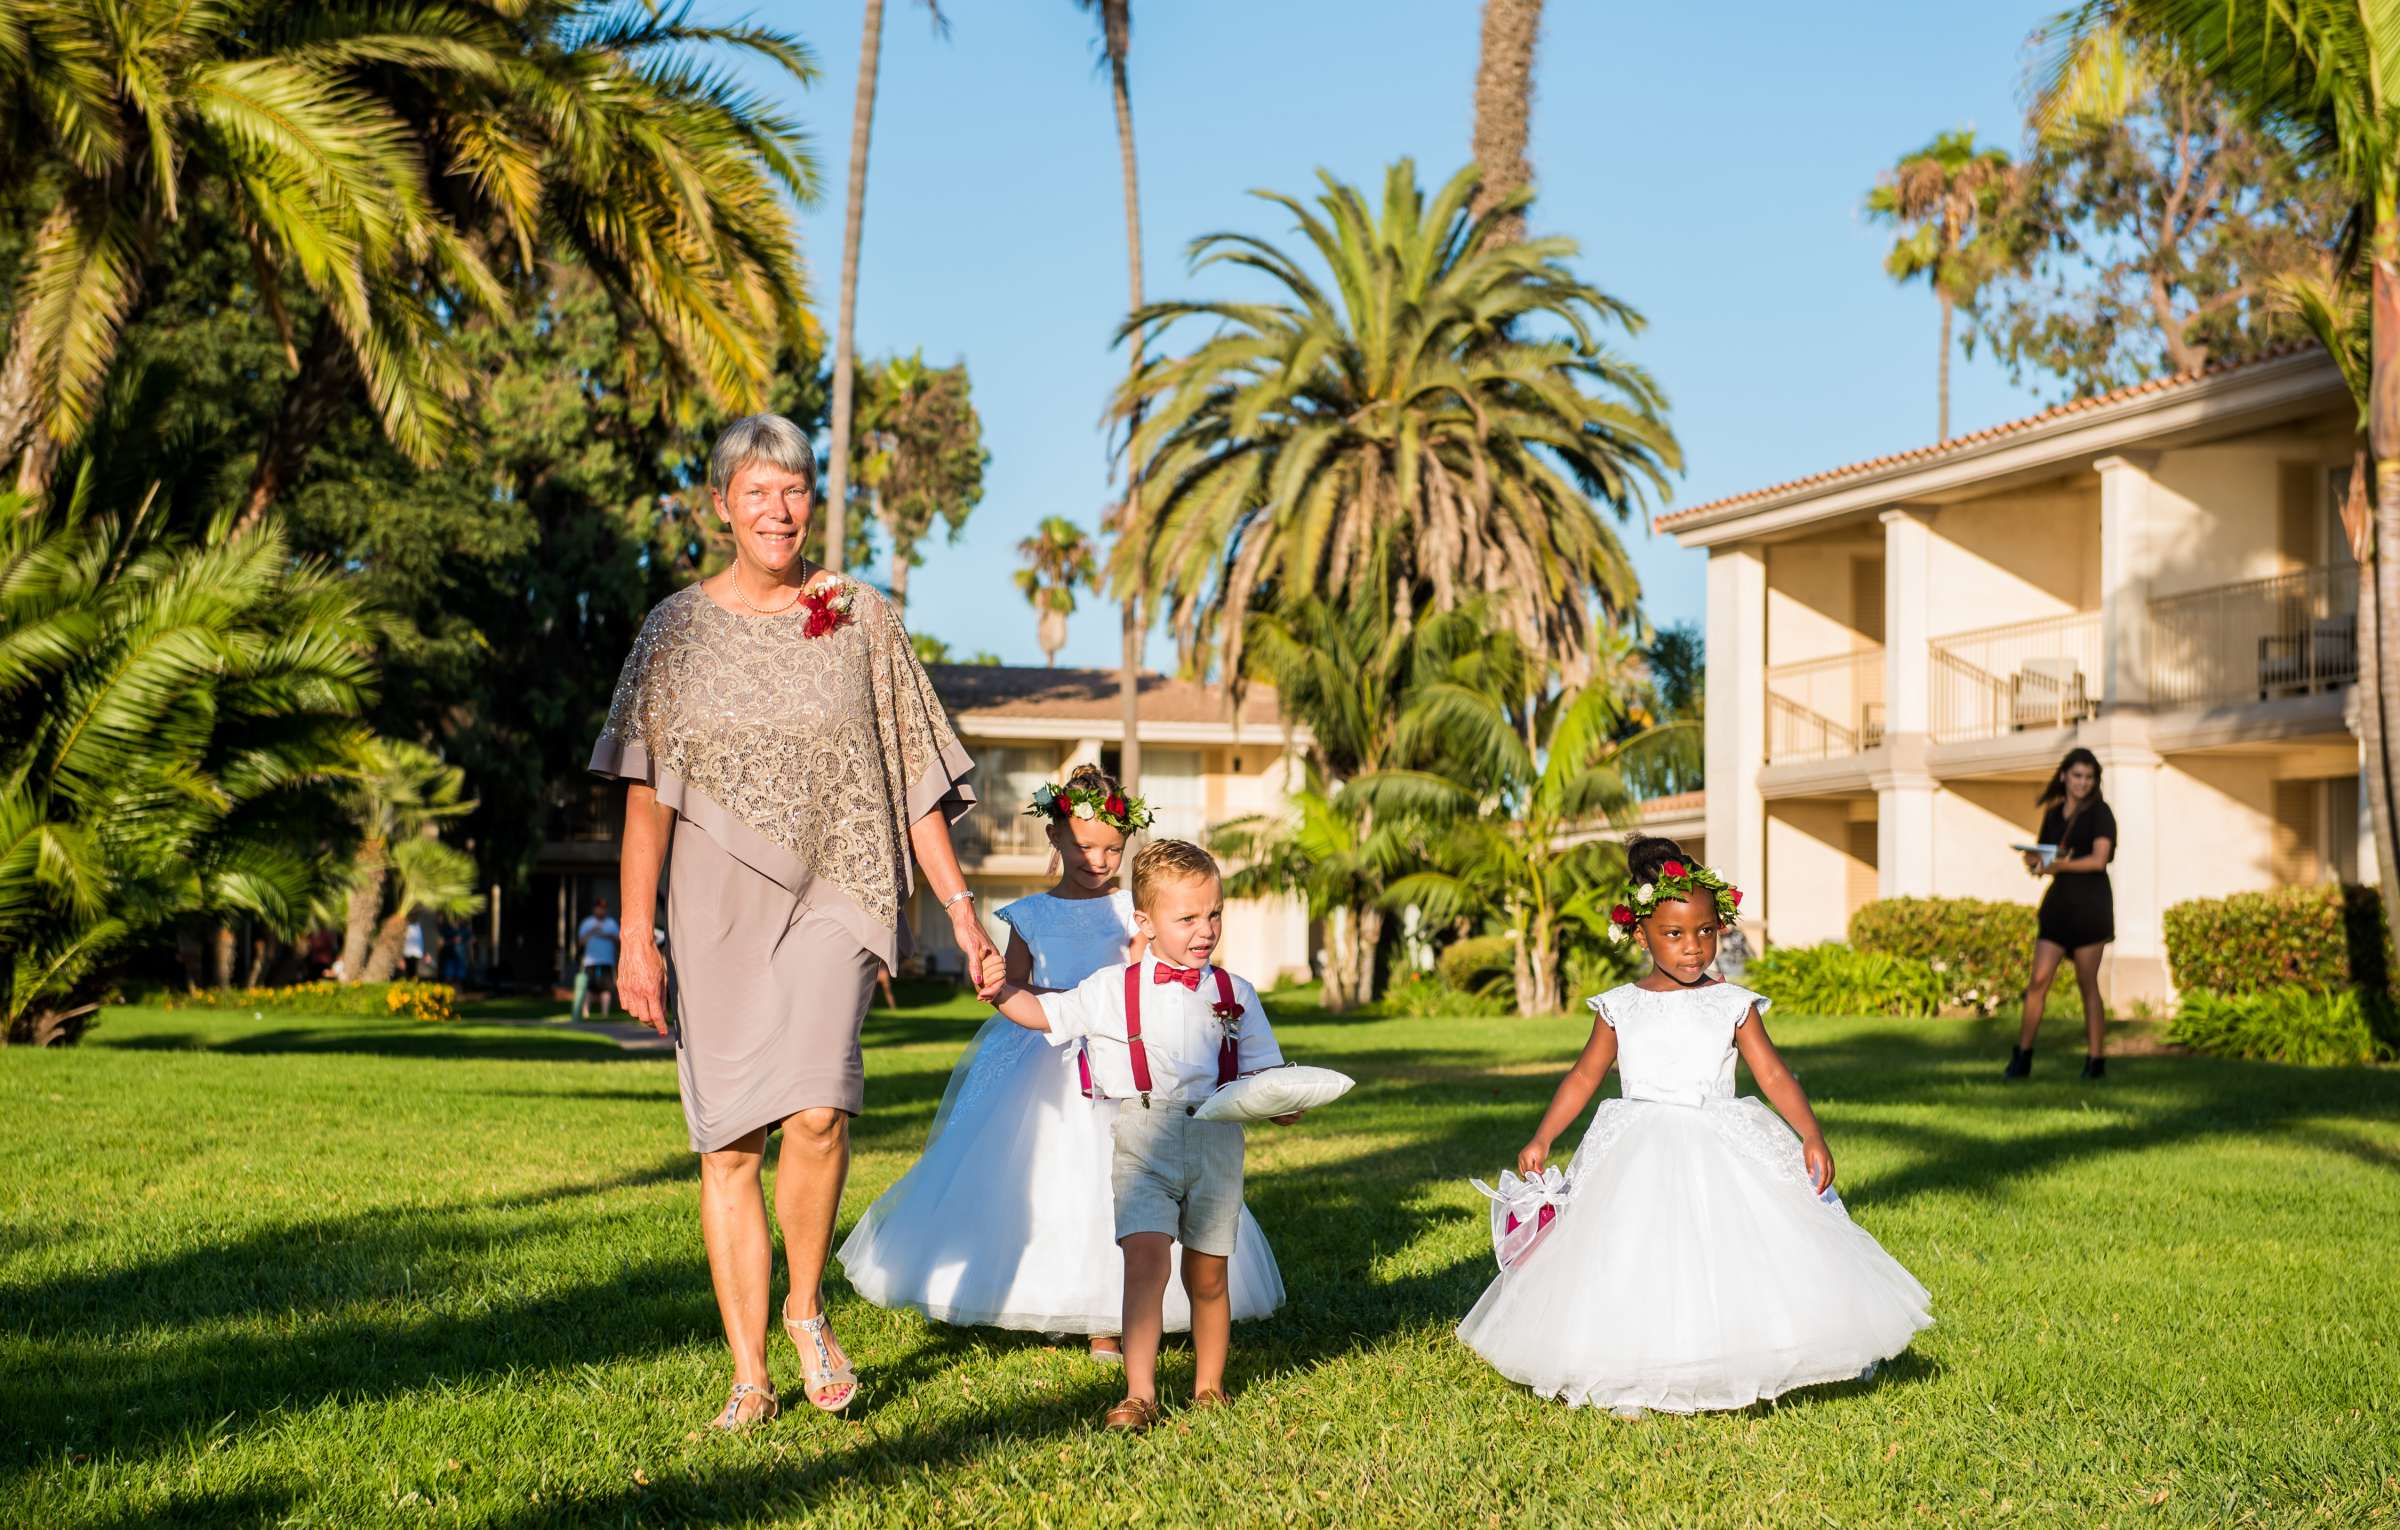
799, 580, 856, 639
1209, 999, 1245, 1025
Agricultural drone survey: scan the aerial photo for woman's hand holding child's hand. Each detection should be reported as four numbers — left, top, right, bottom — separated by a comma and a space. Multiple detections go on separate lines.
975, 949, 1009, 1002
1803, 1136, 1835, 1195
1516, 1139, 1550, 1177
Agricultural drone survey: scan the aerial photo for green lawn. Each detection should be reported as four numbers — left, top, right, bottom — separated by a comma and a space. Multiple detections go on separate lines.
4, 993, 2396, 1527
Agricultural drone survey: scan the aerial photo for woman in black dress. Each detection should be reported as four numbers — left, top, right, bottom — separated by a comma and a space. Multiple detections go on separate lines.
2004, 748, 2117, 1081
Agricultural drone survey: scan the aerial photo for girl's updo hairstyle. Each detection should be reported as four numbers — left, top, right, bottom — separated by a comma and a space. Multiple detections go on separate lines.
1625, 835, 1688, 884
1062, 762, 1121, 802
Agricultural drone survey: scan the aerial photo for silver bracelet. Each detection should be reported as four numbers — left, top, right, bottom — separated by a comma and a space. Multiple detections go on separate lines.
941, 889, 975, 911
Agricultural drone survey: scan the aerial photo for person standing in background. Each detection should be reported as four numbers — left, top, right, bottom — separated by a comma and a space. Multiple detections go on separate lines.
575, 898, 621, 1021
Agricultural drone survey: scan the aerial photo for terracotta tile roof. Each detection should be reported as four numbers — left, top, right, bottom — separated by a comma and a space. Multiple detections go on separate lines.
1639, 790, 1705, 819
1652, 342, 2326, 533
929, 665, 1284, 730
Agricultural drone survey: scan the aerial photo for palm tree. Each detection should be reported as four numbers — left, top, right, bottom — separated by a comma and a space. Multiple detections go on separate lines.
1015, 516, 1099, 666
336, 739, 475, 984
824, 0, 950, 574
1076, 0, 1149, 802
851, 352, 988, 615
0, 481, 373, 1044
0, 2, 821, 522
2044, 1, 2400, 988
1866, 130, 2015, 443
1363, 625, 1697, 1016
1112, 159, 1680, 693
1212, 767, 1391, 1012
1470, 0, 1545, 244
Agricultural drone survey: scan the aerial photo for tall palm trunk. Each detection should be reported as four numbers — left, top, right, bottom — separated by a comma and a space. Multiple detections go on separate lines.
339, 859, 385, 981
235, 317, 352, 534
1320, 905, 1355, 1012
1351, 905, 1385, 1006
2364, 231, 2400, 980
1097, 1, 1146, 811
1470, 0, 1543, 244
361, 905, 414, 983
0, 301, 45, 484
1937, 288, 1954, 443
824, 0, 890, 577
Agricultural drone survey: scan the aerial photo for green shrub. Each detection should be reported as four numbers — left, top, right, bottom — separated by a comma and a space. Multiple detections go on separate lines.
2167, 986, 2399, 1067
138, 980, 460, 1023
1849, 896, 2075, 1018
1435, 935, 1516, 1002
1378, 972, 1508, 1019
1743, 943, 1945, 1018
2162, 884, 2390, 995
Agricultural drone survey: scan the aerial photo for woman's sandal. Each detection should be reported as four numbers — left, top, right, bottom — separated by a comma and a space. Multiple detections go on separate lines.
1102, 1396, 1159, 1432
784, 1303, 858, 1413
709, 1381, 779, 1431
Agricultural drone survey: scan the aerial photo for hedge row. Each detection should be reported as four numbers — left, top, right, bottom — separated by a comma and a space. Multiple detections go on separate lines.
1742, 943, 1944, 1018
1848, 897, 2072, 1018
2166, 987, 2398, 1067
2161, 884, 2390, 996
141, 980, 460, 1023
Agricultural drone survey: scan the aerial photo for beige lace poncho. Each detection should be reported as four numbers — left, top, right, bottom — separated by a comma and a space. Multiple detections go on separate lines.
588, 582, 976, 968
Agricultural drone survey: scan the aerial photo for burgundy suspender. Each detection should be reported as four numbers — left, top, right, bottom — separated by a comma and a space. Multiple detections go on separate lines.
1121, 963, 1154, 1100
1114, 962, 1242, 1106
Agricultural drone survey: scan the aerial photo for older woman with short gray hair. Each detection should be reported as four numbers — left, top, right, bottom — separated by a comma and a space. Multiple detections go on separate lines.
590, 411, 995, 1428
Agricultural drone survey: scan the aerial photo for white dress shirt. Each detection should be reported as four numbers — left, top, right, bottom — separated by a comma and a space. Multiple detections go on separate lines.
1038, 957, 1285, 1104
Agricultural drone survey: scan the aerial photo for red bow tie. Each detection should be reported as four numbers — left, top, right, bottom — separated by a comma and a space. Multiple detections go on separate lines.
1152, 963, 1205, 990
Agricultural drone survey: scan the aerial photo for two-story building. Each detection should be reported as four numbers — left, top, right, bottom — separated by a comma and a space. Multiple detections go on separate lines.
1670, 345, 2377, 1004
514, 664, 1313, 990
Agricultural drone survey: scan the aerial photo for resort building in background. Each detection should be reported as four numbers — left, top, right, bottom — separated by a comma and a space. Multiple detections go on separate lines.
1675, 345, 2376, 1004
525, 667, 1312, 989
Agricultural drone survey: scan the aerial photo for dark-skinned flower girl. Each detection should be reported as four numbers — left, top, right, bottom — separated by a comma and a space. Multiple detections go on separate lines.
1457, 836, 1932, 1417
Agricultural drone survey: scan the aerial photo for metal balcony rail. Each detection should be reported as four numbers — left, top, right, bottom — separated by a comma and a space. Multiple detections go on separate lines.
1930, 611, 2103, 743
1764, 649, 1885, 763
2147, 564, 2359, 710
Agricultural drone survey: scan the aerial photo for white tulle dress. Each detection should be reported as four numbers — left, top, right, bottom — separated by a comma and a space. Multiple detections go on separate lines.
1456, 981, 1931, 1413
838, 890, 1283, 1334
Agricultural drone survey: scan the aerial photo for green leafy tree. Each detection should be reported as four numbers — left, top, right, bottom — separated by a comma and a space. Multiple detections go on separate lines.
853, 352, 988, 614
1362, 626, 1697, 1016
0, 480, 373, 1044
1016, 516, 1100, 666
0, 0, 820, 525
1112, 159, 1679, 693
2044, 0, 2400, 993
337, 739, 474, 984
1866, 131, 2015, 442
1981, 35, 2344, 397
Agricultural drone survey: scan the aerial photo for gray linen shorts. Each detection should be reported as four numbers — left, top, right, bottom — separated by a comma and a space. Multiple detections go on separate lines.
1109, 1104, 1246, 1256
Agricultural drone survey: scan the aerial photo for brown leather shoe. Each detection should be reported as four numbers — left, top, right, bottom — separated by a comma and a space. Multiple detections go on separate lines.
1187, 1387, 1230, 1411
1103, 1396, 1159, 1432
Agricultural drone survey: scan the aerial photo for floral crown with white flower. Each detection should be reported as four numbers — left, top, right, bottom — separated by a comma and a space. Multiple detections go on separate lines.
1606, 856, 1742, 941
1026, 779, 1154, 834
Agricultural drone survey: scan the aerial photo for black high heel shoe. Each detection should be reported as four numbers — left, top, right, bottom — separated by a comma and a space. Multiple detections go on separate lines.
2081, 1054, 2106, 1080
2002, 1046, 2033, 1081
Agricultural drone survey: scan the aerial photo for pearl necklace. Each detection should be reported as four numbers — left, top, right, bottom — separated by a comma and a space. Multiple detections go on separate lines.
731, 559, 811, 616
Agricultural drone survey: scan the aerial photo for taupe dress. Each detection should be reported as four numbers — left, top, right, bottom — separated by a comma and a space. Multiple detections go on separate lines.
589, 582, 975, 1151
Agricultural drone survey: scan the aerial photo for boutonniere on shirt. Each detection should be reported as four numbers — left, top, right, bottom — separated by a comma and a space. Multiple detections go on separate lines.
800, 579, 856, 640
1209, 998, 1244, 1026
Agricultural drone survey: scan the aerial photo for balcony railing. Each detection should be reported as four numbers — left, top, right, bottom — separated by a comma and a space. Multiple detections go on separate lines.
2147, 565, 2358, 710
951, 809, 1056, 864
1931, 611, 2103, 743
1765, 650, 1885, 763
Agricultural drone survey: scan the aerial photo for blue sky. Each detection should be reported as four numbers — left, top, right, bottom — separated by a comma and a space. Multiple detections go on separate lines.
707, 0, 2063, 668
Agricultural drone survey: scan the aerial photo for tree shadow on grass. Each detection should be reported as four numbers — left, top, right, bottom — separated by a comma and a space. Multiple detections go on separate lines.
93, 1024, 646, 1064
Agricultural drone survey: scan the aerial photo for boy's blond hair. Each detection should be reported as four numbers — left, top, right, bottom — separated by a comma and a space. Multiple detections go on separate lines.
1131, 838, 1220, 912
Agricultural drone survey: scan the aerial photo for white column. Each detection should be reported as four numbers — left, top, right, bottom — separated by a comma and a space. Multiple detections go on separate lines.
2095, 453, 2158, 711
2361, 750, 2383, 887
1707, 546, 1768, 940
1877, 507, 1938, 897
2097, 743, 2170, 1004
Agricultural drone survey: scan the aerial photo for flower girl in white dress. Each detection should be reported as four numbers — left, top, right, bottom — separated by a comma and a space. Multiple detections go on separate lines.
839, 767, 1283, 1359
1457, 837, 1931, 1416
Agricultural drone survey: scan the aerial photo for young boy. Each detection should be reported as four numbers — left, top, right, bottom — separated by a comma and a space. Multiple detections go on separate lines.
979, 838, 1298, 1431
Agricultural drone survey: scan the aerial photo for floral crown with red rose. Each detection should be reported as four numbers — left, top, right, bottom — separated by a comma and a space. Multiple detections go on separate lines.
1607, 857, 1741, 941
1026, 779, 1154, 834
